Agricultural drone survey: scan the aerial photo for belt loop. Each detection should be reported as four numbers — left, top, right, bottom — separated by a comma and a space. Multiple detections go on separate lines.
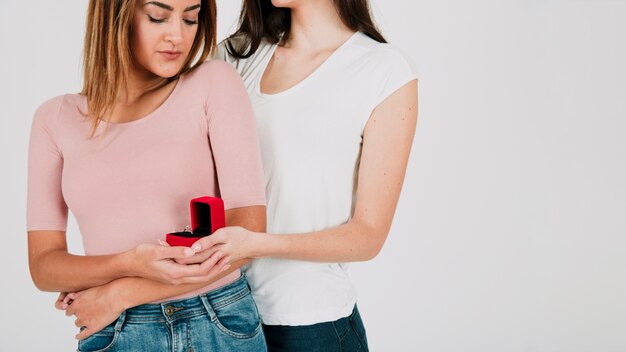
200, 295, 217, 322
114, 310, 126, 332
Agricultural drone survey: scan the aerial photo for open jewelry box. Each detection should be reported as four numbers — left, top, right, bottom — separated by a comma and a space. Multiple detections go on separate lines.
165, 196, 225, 247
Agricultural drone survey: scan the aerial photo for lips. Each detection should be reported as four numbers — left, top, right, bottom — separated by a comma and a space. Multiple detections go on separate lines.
158, 50, 182, 60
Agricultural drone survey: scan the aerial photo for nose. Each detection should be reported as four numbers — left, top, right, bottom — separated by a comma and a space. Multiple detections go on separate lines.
164, 19, 185, 47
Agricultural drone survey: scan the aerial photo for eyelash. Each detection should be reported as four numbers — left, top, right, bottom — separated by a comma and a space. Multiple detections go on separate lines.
148, 15, 198, 26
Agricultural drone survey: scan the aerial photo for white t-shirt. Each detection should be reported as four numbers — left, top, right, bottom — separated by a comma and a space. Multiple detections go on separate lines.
216, 32, 417, 326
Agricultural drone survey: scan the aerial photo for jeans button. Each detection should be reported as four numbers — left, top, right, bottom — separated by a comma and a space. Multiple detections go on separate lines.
165, 305, 175, 316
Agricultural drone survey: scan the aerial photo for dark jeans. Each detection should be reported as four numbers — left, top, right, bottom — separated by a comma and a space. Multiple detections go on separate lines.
262, 305, 368, 352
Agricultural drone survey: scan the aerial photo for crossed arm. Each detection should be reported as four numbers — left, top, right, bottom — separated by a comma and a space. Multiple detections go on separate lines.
30, 205, 265, 339
27, 231, 217, 293
74, 206, 266, 308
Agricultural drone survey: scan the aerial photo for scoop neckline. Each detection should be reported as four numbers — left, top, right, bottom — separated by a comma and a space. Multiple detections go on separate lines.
88, 75, 184, 127
255, 31, 361, 98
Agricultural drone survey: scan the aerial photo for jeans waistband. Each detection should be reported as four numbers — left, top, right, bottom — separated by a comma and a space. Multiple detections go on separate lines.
122, 275, 250, 323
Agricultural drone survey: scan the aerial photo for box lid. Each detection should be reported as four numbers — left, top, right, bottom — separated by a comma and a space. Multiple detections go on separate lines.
189, 196, 225, 236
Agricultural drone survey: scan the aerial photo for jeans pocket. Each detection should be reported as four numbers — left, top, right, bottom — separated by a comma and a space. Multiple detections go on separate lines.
211, 291, 262, 339
77, 325, 120, 352
77, 315, 124, 352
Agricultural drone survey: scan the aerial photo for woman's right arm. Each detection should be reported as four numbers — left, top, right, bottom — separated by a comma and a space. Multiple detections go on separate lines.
28, 230, 211, 292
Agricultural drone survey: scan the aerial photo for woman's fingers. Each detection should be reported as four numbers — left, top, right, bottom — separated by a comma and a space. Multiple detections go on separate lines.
65, 302, 76, 317
155, 245, 197, 260
217, 255, 232, 272
175, 245, 223, 265
55, 292, 68, 310
190, 230, 228, 252
76, 326, 95, 340
135, 240, 233, 284
63, 292, 76, 305
177, 253, 231, 284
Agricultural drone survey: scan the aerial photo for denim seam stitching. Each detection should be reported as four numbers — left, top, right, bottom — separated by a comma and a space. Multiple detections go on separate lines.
124, 318, 167, 323
185, 318, 192, 351
349, 316, 368, 351
212, 318, 262, 340
332, 322, 344, 351
334, 318, 351, 342
211, 287, 249, 310
126, 309, 206, 323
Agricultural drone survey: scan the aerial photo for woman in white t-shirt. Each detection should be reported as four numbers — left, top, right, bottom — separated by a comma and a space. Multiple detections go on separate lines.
186, 0, 418, 350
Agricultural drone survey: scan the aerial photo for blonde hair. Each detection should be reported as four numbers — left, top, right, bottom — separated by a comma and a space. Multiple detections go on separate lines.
81, 0, 217, 137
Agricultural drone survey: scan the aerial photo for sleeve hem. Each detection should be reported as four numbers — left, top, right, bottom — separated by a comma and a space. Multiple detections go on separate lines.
223, 196, 267, 210
26, 224, 68, 232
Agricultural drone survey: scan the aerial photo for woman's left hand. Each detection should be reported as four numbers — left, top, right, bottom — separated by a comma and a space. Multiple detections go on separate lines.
61, 283, 124, 340
176, 226, 263, 265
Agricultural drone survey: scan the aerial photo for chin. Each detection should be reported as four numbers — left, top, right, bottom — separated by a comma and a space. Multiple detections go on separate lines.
154, 64, 185, 79
271, 0, 296, 8
158, 70, 181, 79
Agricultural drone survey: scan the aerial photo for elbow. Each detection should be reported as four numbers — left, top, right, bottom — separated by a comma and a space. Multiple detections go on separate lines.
33, 282, 54, 293
29, 268, 53, 292
361, 237, 386, 261
356, 223, 390, 262
348, 212, 394, 261
28, 258, 55, 292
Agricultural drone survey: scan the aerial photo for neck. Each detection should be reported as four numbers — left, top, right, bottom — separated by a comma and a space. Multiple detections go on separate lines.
284, 0, 354, 51
119, 66, 168, 105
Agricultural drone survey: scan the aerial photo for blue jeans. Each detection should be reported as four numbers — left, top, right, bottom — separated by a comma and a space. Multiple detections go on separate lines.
77, 275, 267, 352
262, 305, 368, 352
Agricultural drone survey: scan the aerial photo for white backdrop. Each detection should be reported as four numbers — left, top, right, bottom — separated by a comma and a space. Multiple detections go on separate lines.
1, 0, 625, 351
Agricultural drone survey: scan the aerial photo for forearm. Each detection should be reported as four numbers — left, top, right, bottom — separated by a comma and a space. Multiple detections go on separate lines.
255, 219, 387, 262
30, 249, 133, 292
113, 259, 249, 310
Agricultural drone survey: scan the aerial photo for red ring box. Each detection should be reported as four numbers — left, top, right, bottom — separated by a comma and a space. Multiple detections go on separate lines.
165, 196, 225, 247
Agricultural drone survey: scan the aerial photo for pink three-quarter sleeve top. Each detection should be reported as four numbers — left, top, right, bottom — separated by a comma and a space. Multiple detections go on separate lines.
26, 60, 266, 302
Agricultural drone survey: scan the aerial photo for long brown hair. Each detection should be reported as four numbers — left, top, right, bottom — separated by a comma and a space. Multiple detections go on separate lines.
226, 0, 386, 59
82, 0, 217, 136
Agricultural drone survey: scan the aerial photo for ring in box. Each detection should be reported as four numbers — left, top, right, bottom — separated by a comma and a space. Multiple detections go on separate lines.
165, 196, 225, 247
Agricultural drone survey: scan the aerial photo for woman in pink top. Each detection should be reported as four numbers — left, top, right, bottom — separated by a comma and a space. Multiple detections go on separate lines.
27, 0, 267, 350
